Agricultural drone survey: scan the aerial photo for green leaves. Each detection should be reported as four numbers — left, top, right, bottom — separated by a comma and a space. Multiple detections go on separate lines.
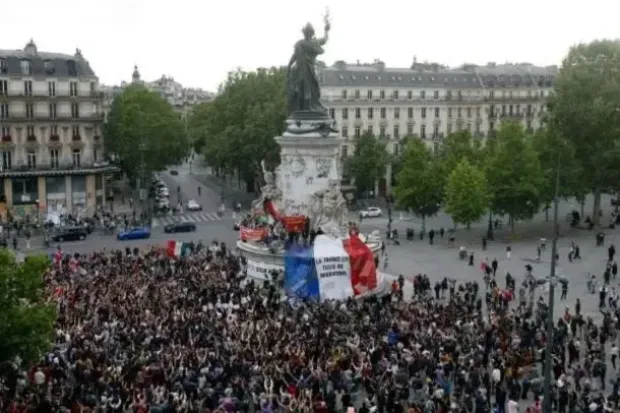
444, 159, 488, 227
486, 122, 544, 223
0, 251, 56, 365
189, 68, 287, 185
104, 84, 190, 178
393, 138, 442, 219
345, 131, 389, 195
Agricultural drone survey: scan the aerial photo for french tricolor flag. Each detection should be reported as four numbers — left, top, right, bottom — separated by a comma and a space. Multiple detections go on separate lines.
284, 234, 378, 301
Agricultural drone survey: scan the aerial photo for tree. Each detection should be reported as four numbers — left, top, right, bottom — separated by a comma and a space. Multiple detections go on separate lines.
393, 138, 443, 231
532, 128, 587, 219
189, 68, 287, 191
104, 84, 190, 178
547, 40, 620, 225
444, 159, 488, 228
439, 130, 483, 174
486, 122, 545, 233
346, 132, 389, 196
0, 251, 56, 366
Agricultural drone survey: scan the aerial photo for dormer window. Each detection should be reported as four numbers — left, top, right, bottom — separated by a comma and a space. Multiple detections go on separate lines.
67, 60, 77, 77
44, 60, 55, 75
20, 60, 31, 76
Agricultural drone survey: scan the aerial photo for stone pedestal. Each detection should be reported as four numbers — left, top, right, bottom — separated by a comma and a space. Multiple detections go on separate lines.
274, 123, 341, 218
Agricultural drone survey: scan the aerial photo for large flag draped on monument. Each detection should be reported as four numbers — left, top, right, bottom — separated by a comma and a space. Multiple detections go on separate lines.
284, 234, 378, 301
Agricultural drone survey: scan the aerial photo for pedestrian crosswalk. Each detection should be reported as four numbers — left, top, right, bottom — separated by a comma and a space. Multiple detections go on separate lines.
151, 211, 224, 228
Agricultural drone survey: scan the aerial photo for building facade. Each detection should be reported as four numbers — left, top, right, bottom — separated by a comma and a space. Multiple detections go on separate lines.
0, 40, 115, 218
101, 67, 214, 120
319, 59, 558, 195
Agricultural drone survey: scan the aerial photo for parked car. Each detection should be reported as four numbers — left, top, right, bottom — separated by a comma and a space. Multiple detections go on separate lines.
52, 226, 88, 242
117, 227, 151, 241
169, 170, 179, 176
164, 221, 197, 233
360, 207, 383, 218
186, 199, 202, 211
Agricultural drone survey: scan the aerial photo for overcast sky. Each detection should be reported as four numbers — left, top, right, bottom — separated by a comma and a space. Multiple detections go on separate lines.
4, 0, 618, 91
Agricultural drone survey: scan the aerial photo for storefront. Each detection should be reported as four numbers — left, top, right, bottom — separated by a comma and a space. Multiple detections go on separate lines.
12, 177, 40, 219
71, 176, 87, 217
46, 176, 67, 214
95, 174, 104, 208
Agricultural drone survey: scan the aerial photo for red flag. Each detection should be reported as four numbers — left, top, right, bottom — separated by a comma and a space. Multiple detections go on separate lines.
343, 234, 377, 296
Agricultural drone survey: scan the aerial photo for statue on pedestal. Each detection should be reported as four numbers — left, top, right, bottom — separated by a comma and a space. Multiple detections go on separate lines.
310, 179, 348, 237
287, 10, 331, 118
251, 161, 282, 216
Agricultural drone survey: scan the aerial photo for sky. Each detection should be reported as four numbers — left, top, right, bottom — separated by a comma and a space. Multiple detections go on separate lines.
3, 0, 618, 92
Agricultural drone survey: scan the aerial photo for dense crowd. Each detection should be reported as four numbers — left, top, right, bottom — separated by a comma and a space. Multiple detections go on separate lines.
0, 239, 619, 413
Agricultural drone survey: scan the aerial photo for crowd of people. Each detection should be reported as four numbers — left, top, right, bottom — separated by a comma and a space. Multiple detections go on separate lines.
0, 236, 619, 413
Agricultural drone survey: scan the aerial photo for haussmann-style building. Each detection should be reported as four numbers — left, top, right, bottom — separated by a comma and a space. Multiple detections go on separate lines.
0, 40, 116, 218
319, 58, 558, 196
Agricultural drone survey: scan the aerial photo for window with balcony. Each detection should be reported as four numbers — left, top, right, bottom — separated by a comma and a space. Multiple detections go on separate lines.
380, 90, 385, 100
502, 105, 506, 115
407, 107, 413, 119
70, 82, 78, 97
516, 104, 521, 115
0, 103, 8, 119
50, 125, 58, 137
380, 108, 386, 119
26, 104, 34, 119
393, 143, 400, 155
489, 121, 495, 131
421, 108, 427, 119
367, 108, 373, 119
420, 125, 426, 139
393, 90, 399, 100
354, 108, 361, 119
379, 127, 386, 137
447, 124, 453, 135
0, 80, 7, 96
341, 90, 347, 99
393, 126, 400, 138
489, 90, 495, 99
20, 60, 31, 76
50, 149, 60, 168
24, 81, 33, 96
71, 103, 80, 119
475, 123, 481, 135
367, 90, 373, 100
48, 81, 56, 97
420, 91, 426, 100
27, 151, 36, 169
90, 82, 96, 92
367, 126, 373, 135
407, 124, 413, 135
72, 149, 81, 167
476, 107, 481, 117
457, 108, 462, 118
394, 108, 400, 119
433, 125, 439, 138
527, 104, 532, 115
466, 107, 471, 118
26, 126, 35, 138
0, 59, 6, 74
341, 126, 348, 138
341, 145, 348, 158
1, 151, 11, 171
457, 91, 463, 100
448, 108, 452, 118
407, 90, 412, 100
72, 125, 80, 139
93, 146, 99, 162
435, 108, 440, 118
354, 126, 361, 138
446, 91, 452, 100
329, 108, 335, 119
354, 90, 360, 99
433, 91, 439, 100
341, 108, 348, 120
0, 126, 9, 137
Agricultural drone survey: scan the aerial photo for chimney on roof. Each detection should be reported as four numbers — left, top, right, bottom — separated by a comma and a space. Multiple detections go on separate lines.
373, 59, 385, 71
334, 60, 347, 70
24, 39, 37, 55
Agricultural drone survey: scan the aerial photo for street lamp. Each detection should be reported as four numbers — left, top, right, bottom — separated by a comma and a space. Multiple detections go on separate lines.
542, 153, 561, 412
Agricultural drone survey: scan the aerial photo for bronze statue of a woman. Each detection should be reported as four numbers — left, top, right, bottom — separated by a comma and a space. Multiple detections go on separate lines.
287, 11, 331, 118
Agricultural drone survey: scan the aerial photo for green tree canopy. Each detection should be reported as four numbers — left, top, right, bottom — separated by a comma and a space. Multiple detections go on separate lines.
547, 39, 620, 223
346, 132, 389, 195
104, 84, 190, 178
486, 122, 544, 232
0, 252, 55, 366
393, 138, 443, 230
189, 68, 287, 187
439, 130, 483, 174
444, 159, 488, 228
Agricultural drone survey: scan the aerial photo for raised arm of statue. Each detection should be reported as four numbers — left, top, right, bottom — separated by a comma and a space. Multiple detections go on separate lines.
318, 11, 331, 46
